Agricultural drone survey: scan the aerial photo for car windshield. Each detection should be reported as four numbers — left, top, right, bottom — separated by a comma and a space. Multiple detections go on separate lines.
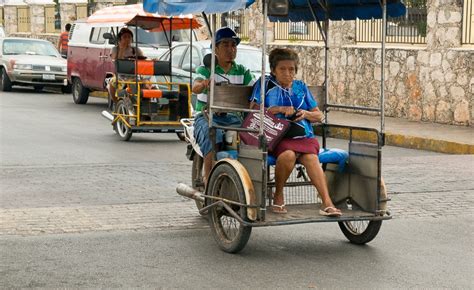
236, 49, 270, 74
203, 47, 270, 74
133, 28, 193, 47
2, 39, 59, 57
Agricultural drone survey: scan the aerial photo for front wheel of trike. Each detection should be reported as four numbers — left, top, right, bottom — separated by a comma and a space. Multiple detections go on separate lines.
207, 162, 252, 253
114, 100, 133, 141
338, 220, 382, 244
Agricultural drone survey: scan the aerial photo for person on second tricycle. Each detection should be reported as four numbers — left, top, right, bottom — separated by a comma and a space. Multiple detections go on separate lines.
107, 27, 145, 109
192, 27, 256, 185
250, 48, 341, 217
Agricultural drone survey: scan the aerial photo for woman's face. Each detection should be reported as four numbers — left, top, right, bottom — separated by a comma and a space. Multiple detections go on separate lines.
119, 32, 133, 47
272, 59, 296, 88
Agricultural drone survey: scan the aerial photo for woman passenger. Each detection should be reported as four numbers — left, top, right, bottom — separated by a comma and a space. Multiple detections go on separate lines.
249, 48, 341, 217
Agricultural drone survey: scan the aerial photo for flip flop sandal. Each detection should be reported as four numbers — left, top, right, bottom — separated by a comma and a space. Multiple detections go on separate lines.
271, 204, 288, 214
319, 206, 342, 217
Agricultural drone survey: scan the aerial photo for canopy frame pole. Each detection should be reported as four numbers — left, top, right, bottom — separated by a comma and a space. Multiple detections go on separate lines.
309, 0, 327, 43
189, 17, 193, 105
259, 0, 269, 221
201, 12, 212, 38
208, 14, 216, 128
380, 0, 386, 134
259, 0, 267, 138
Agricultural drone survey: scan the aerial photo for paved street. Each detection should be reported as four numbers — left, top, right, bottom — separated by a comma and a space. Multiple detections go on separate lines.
1, 88, 473, 288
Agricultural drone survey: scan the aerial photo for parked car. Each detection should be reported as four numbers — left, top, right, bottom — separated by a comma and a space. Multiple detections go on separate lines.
67, 20, 194, 104
159, 40, 269, 84
0, 37, 70, 92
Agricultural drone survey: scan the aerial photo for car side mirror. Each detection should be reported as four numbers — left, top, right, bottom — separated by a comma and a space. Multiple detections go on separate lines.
103, 32, 116, 45
182, 63, 196, 72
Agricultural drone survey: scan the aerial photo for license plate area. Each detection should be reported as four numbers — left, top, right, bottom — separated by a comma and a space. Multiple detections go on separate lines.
42, 74, 55, 80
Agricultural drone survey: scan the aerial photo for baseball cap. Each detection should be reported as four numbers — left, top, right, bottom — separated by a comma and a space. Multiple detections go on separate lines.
215, 27, 241, 46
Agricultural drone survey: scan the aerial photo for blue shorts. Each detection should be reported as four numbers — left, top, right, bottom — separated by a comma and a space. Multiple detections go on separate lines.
194, 113, 242, 156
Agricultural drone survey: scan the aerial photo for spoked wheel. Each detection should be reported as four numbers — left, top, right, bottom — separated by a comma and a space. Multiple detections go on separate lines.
207, 162, 252, 253
191, 154, 206, 214
338, 220, 382, 244
114, 100, 133, 141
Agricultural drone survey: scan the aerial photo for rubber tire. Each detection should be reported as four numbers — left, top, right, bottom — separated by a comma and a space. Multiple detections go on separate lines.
114, 99, 133, 141
33, 85, 44, 92
207, 162, 252, 253
177, 132, 186, 141
338, 220, 382, 245
191, 154, 206, 214
72, 78, 89, 104
62, 84, 72, 94
1, 68, 12, 91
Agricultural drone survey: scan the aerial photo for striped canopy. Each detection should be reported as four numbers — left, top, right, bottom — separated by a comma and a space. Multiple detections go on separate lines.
87, 4, 201, 31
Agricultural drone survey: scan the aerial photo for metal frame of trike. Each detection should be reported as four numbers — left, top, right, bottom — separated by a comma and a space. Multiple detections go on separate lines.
198, 0, 394, 226
106, 14, 198, 140
157, 0, 409, 252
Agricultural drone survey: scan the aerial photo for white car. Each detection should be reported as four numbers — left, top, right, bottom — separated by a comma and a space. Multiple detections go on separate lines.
0, 26, 5, 38
0, 37, 70, 92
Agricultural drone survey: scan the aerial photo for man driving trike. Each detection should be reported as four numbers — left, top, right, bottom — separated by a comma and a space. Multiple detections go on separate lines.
192, 27, 256, 186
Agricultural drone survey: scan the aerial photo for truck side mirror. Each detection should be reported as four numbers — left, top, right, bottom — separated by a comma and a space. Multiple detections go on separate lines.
103, 32, 116, 45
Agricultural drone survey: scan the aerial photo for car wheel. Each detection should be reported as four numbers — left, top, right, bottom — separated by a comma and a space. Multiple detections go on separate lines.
72, 78, 89, 104
62, 84, 72, 94
0, 68, 12, 92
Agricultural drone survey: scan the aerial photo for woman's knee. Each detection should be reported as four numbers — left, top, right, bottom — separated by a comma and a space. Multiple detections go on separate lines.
298, 153, 320, 166
276, 150, 297, 165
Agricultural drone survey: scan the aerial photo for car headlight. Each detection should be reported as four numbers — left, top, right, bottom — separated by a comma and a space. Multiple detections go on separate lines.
13, 64, 32, 70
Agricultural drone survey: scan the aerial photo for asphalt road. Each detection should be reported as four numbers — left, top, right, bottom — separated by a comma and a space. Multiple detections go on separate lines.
1, 88, 473, 288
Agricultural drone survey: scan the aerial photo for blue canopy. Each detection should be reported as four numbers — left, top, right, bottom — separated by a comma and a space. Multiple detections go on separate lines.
143, 0, 255, 15
143, 0, 405, 21
270, 0, 406, 21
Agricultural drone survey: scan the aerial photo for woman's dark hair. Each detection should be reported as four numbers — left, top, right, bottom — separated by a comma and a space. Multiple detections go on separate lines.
269, 48, 299, 73
118, 27, 133, 40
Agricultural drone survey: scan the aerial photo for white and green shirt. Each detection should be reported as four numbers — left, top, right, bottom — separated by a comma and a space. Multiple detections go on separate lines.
193, 61, 255, 112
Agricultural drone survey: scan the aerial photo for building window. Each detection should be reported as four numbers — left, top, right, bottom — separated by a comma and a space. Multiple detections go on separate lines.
356, 0, 427, 44
17, 6, 30, 33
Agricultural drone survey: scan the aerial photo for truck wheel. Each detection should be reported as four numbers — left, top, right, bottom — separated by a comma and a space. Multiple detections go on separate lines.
72, 78, 89, 104
0, 68, 12, 91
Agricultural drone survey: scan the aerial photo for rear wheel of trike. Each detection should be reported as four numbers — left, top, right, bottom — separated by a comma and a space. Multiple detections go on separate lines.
191, 154, 206, 214
338, 220, 382, 244
114, 100, 133, 141
207, 162, 252, 253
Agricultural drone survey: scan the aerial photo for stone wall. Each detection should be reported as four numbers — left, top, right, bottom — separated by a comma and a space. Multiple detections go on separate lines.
251, 0, 473, 126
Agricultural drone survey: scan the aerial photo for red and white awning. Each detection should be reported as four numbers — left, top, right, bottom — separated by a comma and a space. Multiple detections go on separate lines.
87, 4, 201, 31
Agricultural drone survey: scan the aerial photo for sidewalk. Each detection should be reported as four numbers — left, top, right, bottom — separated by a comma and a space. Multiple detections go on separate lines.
327, 111, 474, 154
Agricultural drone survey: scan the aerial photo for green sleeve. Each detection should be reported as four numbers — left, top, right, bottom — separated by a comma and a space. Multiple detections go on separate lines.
243, 68, 256, 86
194, 66, 210, 82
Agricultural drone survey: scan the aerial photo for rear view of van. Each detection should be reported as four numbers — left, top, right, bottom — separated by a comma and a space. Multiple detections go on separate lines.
67, 20, 191, 105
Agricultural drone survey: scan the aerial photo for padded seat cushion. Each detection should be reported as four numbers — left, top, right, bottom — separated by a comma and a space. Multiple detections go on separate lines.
216, 148, 349, 172
141, 89, 163, 99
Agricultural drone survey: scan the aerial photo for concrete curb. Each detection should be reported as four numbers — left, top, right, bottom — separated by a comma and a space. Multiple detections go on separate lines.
323, 127, 474, 154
